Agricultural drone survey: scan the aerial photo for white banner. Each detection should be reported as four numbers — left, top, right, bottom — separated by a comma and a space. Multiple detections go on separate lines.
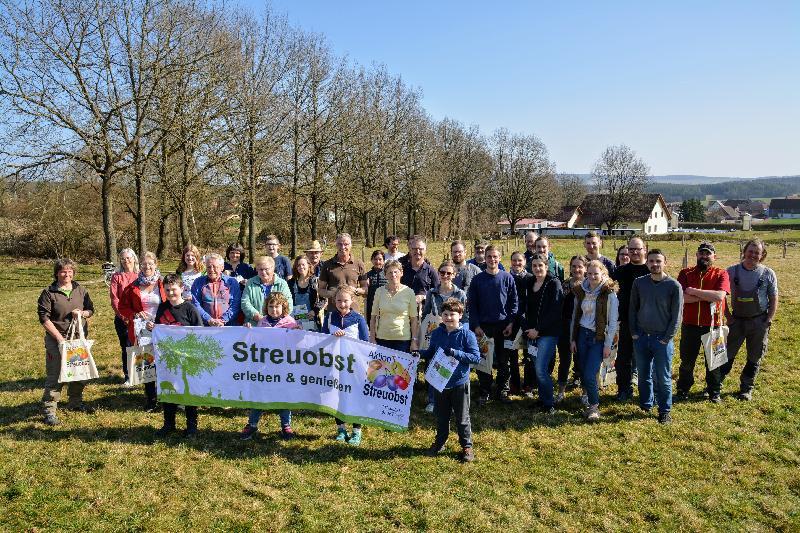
151, 325, 418, 431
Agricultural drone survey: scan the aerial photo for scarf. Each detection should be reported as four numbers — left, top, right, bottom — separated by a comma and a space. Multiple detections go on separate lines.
138, 270, 161, 286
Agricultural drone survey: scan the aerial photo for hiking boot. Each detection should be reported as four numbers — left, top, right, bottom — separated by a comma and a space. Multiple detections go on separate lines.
738, 390, 753, 401
428, 442, 446, 456
460, 447, 475, 463
240, 424, 258, 441
586, 404, 600, 422
280, 425, 295, 440
335, 427, 349, 442
65, 403, 96, 414
658, 412, 672, 425
43, 413, 60, 426
155, 425, 176, 438
348, 430, 362, 446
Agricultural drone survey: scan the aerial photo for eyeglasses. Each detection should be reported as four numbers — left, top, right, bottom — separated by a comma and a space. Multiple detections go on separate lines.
628, 247, 643, 252
438, 271, 454, 276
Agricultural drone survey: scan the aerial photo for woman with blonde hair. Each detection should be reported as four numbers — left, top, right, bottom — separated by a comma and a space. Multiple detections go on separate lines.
109, 248, 139, 384
176, 244, 203, 300
570, 259, 619, 421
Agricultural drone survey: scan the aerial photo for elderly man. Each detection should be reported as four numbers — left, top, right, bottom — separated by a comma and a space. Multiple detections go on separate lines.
676, 242, 730, 403
401, 236, 440, 304
264, 234, 292, 281
720, 239, 778, 401
318, 233, 368, 313
304, 240, 324, 277
191, 253, 241, 326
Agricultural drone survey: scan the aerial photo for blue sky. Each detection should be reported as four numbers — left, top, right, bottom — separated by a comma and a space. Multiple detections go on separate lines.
240, 1, 799, 178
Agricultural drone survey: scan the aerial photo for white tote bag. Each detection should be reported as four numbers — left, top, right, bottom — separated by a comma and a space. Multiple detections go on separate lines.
418, 298, 442, 351
59, 315, 99, 383
472, 334, 494, 374
126, 344, 157, 385
702, 303, 729, 371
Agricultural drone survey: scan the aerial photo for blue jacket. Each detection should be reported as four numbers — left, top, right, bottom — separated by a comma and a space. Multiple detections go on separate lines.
322, 309, 369, 342
422, 323, 481, 388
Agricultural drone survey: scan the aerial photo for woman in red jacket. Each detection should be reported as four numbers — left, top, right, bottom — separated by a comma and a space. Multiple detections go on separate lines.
109, 248, 139, 385
119, 251, 166, 412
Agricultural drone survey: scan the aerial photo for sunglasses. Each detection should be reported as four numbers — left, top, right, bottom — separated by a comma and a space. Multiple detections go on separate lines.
438, 271, 454, 276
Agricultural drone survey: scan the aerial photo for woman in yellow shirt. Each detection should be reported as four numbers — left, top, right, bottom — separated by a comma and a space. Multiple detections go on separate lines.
369, 260, 419, 353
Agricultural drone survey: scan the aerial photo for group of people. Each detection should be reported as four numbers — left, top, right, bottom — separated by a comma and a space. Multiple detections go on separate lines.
36, 230, 777, 463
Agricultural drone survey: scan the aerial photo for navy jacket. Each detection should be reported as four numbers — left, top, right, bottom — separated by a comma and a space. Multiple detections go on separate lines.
466, 270, 518, 329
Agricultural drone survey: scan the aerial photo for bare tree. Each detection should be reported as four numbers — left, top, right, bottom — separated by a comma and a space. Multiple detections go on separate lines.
490, 129, 559, 235
558, 173, 587, 207
590, 144, 650, 233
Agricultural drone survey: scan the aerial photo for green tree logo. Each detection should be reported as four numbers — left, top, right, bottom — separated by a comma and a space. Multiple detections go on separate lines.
156, 334, 224, 396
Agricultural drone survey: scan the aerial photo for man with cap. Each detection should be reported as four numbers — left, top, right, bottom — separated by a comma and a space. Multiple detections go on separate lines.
304, 240, 324, 277
676, 241, 730, 403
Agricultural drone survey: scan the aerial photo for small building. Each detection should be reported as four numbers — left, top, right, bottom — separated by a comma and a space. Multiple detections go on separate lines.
768, 198, 800, 219
496, 218, 547, 235
706, 201, 740, 222
572, 193, 672, 235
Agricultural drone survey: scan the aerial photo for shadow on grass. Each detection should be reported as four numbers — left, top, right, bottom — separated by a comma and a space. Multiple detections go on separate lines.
0, 424, 430, 463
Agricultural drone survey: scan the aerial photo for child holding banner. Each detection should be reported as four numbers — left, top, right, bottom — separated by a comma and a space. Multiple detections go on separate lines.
421, 298, 481, 463
322, 285, 370, 446
151, 274, 204, 437
240, 292, 301, 441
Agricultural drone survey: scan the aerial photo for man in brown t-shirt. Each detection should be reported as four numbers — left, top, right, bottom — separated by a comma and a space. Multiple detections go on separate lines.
318, 233, 368, 313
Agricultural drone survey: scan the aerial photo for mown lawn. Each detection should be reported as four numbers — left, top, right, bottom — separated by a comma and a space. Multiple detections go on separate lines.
1, 238, 799, 531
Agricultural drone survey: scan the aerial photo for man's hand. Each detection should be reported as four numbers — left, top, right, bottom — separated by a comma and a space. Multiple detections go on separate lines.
474, 327, 484, 338
603, 346, 611, 358
502, 323, 513, 337
526, 329, 538, 340
570, 341, 577, 354
208, 318, 225, 327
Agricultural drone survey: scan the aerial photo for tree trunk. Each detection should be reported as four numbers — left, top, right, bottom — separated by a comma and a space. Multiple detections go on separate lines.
178, 204, 190, 248
290, 192, 298, 259
155, 204, 168, 260
135, 166, 146, 258
101, 168, 117, 262
237, 201, 247, 246
406, 206, 412, 239
248, 186, 257, 263
362, 211, 371, 247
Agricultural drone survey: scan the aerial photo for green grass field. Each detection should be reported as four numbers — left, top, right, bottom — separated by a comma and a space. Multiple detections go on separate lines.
1, 238, 799, 531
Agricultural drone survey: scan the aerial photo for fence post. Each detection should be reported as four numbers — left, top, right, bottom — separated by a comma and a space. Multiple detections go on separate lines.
683, 247, 688, 269
784, 240, 787, 259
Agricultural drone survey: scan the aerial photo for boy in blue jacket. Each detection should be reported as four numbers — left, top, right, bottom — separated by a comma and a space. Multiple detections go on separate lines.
421, 298, 481, 462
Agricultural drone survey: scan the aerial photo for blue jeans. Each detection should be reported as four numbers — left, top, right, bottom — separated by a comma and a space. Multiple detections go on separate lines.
533, 336, 558, 408
248, 409, 291, 428
576, 327, 604, 406
634, 334, 674, 414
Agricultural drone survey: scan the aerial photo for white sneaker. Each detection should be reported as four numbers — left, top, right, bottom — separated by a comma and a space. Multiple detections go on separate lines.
122, 380, 133, 388
425, 403, 434, 413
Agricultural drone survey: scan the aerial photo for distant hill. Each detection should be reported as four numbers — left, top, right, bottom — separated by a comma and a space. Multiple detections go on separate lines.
563, 173, 800, 202
647, 175, 800, 202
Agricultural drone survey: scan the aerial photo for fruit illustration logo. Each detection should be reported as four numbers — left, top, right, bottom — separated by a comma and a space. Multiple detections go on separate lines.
134, 352, 156, 367
67, 347, 90, 364
366, 358, 411, 391
478, 335, 491, 355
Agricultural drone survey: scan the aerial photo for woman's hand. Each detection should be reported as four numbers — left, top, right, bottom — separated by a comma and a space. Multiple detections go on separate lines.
603, 346, 611, 358
410, 338, 419, 351
244, 323, 253, 329
145, 321, 155, 331
71, 309, 89, 319
369, 332, 376, 343
333, 330, 345, 337
135, 311, 150, 320
252, 313, 262, 322
570, 341, 577, 354
526, 329, 538, 340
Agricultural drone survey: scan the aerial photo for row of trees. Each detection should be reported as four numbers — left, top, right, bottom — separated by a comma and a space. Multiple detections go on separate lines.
0, 0, 647, 262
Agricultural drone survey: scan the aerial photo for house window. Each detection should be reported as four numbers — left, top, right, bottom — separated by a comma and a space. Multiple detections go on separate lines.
647, 225, 651, 233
